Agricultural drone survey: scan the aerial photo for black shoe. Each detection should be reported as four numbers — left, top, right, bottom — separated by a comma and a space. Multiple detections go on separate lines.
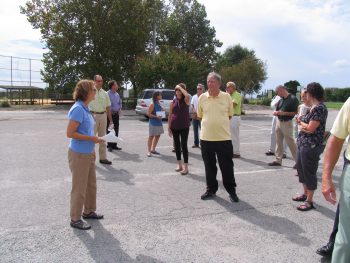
265, 150, 275, 156
282, 154, 287, 159
108, 147, 113, 152
201, 190, 216, 200
316, 241, 334, 257
293, 164, 297, 169
100, 159, 112, 165
229, 193, 239, 203
232, 154, 241, 158
114, 147, 122, 150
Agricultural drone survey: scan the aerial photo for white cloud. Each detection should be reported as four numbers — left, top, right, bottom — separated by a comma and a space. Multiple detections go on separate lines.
334, 59, 350, 68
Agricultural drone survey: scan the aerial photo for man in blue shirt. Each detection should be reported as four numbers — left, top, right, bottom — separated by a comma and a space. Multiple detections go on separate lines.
107, 80, 122, 151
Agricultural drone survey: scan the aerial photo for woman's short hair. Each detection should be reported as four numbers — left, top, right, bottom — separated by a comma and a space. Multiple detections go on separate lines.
306, 82, 324, 101
73, 80, 95, 101
108, 80, 117, 90
152, 91, 161, 102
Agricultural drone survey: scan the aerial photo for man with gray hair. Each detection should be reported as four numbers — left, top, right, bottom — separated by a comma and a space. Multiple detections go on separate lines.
226, 81, 242, 158
197, 72, 239, 203
268, 85, 298, 166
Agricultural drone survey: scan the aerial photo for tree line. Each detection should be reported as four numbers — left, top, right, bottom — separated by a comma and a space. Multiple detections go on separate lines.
21, 0, 267, 96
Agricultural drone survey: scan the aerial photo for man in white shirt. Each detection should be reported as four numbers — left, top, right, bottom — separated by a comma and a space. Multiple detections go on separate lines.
191, 84, 204, 148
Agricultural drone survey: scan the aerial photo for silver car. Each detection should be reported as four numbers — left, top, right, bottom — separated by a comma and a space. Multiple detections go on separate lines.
135, 89, 175, 119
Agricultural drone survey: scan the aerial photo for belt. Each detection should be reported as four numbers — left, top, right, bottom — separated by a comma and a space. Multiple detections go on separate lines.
278, 118, 292, 122
91, 111, 105, 114
233, 115, 241, 116
112, 111, 120, 115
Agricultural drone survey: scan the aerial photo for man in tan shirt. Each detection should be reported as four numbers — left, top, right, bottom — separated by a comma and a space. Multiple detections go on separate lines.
197, 72, 239, 203
89, 75, 113, 165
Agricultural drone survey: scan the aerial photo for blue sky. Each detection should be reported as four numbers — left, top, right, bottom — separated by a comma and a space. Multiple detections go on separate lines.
1, 0, 349, 91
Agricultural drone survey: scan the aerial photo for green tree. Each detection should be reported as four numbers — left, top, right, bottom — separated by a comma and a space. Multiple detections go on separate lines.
21, 0, 162, 94
134, 46, 208, 95
217, 45, 267, 94
157, 0, 222, 65
284, 80, 301, 95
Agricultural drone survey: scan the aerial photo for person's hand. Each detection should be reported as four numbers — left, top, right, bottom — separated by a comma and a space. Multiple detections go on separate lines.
322, 178, 337, 205
273, 111, 279, 116
93, 151, 96, 160
92, 136, 104, 144
168, 128, 173, 138
157, 115, 162, 120
108, 123, 114, 131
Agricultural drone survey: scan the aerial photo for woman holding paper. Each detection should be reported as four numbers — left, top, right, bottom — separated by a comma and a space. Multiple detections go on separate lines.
147, 91, 165, 157
66, 80, 105, 230
168, 83, 191, 175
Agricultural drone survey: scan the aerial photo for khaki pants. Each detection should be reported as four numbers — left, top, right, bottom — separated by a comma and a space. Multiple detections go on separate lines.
68, 149, 96, 221
275, 119, 297, 163
230, 116, 241, 155
93, 113, 107, 160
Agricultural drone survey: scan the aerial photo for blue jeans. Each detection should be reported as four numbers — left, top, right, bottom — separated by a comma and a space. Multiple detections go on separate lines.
192, 119, 201, 146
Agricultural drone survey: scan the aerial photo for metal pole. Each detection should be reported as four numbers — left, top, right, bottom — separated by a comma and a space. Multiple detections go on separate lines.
29, 58, 32, 87
10, 56, 13, 87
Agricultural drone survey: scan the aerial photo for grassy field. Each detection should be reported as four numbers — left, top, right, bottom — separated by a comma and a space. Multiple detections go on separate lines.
325, 101, 344, 110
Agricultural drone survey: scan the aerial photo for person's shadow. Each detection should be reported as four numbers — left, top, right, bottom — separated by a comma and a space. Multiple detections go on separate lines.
96, 166, 135, 185
74, 220, 164, 263
213, 196, 311, 247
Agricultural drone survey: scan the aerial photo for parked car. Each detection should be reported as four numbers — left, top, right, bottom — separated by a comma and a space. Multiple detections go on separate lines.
135, 89, 175, 119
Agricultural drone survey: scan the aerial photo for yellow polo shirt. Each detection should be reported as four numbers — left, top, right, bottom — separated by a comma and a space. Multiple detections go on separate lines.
330, 98, 350, 159
88, 88, 111, 112
197, 91, 233, 141
230, 91, 242, 116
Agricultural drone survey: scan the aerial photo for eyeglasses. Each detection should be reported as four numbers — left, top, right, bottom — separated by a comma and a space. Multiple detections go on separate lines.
197, 88, 202, 90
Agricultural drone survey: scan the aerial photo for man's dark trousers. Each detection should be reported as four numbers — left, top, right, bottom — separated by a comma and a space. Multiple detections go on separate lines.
200, 140, 237, 194
192, 119, 201, 146
107, 112, 119, 149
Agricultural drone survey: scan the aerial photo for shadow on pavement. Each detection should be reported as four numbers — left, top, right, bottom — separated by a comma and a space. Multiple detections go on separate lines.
96, 166, 135, 185
213, 196, 311, 247
74, 220, 163, 263
108, 150, 142, 163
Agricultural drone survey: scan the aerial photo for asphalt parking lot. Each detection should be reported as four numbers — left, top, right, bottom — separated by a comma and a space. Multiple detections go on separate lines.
0, 109, 342, 263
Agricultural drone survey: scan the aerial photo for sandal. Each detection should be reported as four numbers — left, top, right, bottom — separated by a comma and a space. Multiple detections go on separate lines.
292, 194, 307, 202
70, 219, 91, 230
175, 167, 183, 172
151, 150, 160, 155
147, 152, 152, 157
297, 201, 315, 211
82, 211, 104, 220
180, 170, 189, 175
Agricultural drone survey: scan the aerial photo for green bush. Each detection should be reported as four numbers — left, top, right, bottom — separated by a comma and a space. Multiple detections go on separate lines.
0, 100, 10, 107
243, 98, 249, 104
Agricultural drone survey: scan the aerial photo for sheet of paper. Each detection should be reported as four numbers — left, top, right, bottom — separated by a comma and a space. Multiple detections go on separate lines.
156, 111, 166, 118
100, 132, 124, 143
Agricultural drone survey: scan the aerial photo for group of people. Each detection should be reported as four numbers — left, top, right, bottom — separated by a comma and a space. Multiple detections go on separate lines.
65, 72, 349, 263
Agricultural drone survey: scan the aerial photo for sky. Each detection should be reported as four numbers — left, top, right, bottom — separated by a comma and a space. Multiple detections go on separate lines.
0, 0, 349, 91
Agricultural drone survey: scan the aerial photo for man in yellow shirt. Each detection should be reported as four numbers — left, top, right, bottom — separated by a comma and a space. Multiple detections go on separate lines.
197, 72, 239, 203
322, 97, 350, 263
226, 81, 242, 158
89, 75, 113, 165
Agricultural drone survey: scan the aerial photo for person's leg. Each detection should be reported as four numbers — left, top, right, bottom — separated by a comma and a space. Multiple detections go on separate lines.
151, 135, 161, 152
231, 116, 240, 155
180, 128, 189, 173
147, 135, 154, 153
332, 164, 350, 263
282, 120, 297, 161
97, 114, 107, 160
68, 149, 90, 221
200, 140, 218, 193
329, 204, 340, 242
83, 155, 97, 215
216, 140, 237, 195
192, 119, 199, 146
107, 113, 119, 149
172, 129, 182, 161
269, 116, 277, 152
274, 120, 284, 163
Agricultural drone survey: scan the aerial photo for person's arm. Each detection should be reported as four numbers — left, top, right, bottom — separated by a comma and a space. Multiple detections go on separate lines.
147, 103, 161, 119
66, 120, 103, 143
106, 106, 113, 124
322, 135, 345, 204
167, 102, 174, 137
299, 120, 320, 133
177, 86, 190, 105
